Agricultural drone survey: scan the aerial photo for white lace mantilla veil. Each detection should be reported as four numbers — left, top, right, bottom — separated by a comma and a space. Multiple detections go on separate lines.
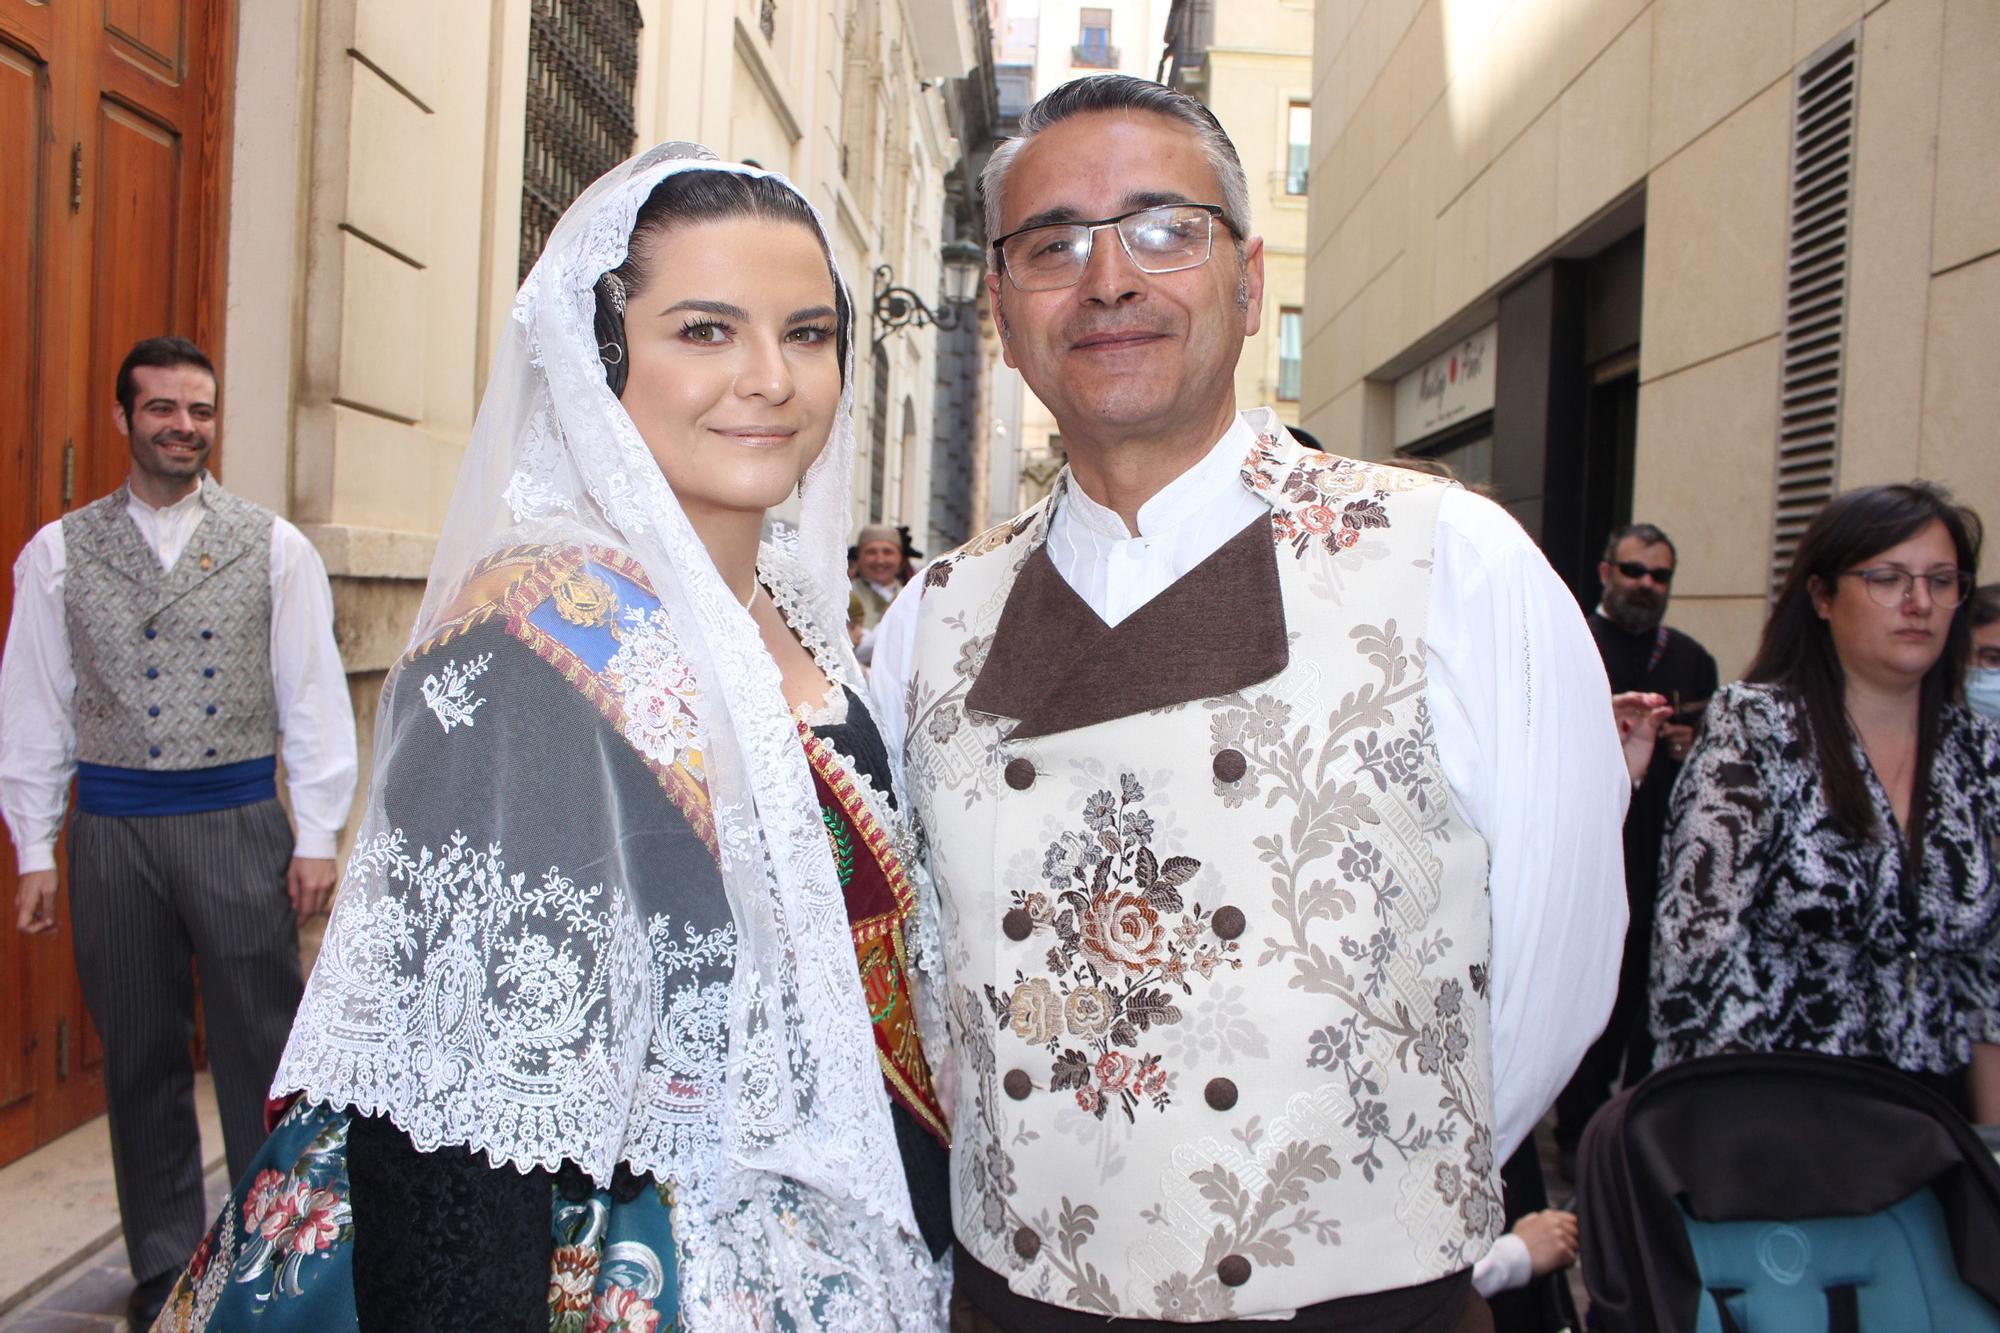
273, 143, 951, 1329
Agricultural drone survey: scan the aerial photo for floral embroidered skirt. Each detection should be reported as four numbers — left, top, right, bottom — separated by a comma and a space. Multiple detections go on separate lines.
154, 1100, 680, 1332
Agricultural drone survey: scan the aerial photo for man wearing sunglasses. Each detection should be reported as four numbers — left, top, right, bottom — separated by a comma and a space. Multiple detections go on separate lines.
871, 74, 1629, 1331
1552, 523, 1719, 1177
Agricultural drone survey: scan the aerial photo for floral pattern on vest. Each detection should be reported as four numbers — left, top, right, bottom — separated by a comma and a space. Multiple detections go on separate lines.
903, 429, 1498, 1320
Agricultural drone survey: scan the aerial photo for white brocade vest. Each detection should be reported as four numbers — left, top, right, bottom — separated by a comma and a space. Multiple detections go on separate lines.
902, 433, 1499, 1320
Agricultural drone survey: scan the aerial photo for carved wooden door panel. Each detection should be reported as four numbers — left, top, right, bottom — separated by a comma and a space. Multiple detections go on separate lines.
0, 0, 234, 1168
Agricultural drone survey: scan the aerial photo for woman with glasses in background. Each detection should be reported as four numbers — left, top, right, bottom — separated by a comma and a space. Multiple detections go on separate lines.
1649, 482, 2000, 1122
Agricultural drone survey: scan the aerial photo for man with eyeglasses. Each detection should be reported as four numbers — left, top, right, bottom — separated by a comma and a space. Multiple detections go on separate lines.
1552, 522, 1719, 1179
870, 75, 1629, 1330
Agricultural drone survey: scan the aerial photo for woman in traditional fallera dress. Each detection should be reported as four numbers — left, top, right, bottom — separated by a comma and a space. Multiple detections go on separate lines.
153, 145, 953, 1331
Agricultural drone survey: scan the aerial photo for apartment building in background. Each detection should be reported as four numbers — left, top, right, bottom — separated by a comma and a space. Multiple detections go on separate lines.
1163, 0, 1316, 432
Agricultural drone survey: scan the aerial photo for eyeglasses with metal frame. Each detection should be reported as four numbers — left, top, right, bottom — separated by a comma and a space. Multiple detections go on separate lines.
1838, 567, 1974, 608
991, 203, 1238, 292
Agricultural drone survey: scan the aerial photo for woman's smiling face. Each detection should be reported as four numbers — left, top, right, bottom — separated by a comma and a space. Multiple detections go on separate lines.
617, 215, 842, 524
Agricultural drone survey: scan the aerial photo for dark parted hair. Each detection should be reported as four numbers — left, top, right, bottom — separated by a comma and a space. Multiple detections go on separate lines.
116, 336, 215, 420
978, 73, 1252, 244
1603, 521, 1676, 564
1973, 584, 2000, 630
1744, 482, 1983, 847
592, 170, 851, 397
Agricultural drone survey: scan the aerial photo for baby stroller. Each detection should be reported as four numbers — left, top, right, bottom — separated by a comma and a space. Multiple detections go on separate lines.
1573, 1051, 2000, 1331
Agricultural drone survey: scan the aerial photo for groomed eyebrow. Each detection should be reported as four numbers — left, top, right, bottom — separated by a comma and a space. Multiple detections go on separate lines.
1012, 190, 1200, 233
660, 298, 750, 321
659, 299, 836, 325
143, 397, 215, 412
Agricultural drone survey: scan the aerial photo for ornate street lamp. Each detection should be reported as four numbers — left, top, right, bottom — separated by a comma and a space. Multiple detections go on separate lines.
871, 239, 987, 348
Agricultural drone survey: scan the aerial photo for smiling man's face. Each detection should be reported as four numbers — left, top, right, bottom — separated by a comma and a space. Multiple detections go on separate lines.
117, 363, 217, 500
989, 109, 1262, 451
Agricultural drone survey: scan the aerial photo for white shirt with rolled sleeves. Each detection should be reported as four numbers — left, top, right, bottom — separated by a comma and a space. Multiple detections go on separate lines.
0, 485, 359, 873
869, 408, 1630, 1166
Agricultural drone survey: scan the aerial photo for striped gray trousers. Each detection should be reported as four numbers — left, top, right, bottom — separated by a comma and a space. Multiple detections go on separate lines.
68, 798, 303, 1282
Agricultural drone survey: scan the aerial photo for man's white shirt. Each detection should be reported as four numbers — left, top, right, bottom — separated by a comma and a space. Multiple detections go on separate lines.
0, 485, 359, 872
869, 407, 1631, 1163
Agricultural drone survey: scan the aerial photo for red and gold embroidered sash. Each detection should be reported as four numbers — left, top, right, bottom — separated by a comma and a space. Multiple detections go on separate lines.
801, 727, 949, 1147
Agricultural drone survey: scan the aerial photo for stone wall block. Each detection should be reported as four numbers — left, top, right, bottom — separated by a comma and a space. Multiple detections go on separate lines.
1632, 337, 1781, 601
1482, 0, 1566, 161
329, 405, 463, 534
1327, 288, 1368, 396
1918, 254, 2000, 539
1794, 0, 1866, 62
1658, 596, 1769, 682
353, 0, 439, 107
346, 60, 433, 265
1839, 0, 1943, 490
1638, 82, 1789, 382
1486, 106, 1559, 289
1555, 7, 1652, 237
336, 235, 427, 424
1649, 0, 1792, 166
330, 577, 429, 676
1932, 0, 2000, 272
1560, 0, 1651, 76
1361, 253, 1409, 371
1432, 173, 1490, 327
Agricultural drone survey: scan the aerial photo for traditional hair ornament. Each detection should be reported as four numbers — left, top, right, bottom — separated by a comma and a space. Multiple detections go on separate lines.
598, 340, 623, 365
603, 271, 627, 315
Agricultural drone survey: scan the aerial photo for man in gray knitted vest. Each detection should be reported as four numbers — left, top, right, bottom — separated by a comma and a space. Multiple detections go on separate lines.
0, 336, 358, 1326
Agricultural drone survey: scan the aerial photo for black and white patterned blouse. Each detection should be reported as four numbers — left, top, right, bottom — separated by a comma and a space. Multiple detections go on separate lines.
1650, 681, 2000, 1075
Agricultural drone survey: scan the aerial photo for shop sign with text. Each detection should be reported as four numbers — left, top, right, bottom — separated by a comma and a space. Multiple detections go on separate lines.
1393, 323, 1496, 448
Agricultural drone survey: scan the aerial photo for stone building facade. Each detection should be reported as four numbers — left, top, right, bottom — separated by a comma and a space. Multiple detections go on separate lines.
1163, 0, 1316, 432
219, 0, 991, 832
1302, 0, 1998, 673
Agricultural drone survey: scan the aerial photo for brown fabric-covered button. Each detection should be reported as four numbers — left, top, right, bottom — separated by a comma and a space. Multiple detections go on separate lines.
1216, 1254, 1252, 1287
1211, 905, 1246, 940
1003, 1069, 1033, 1100
1004, 757, 1037, 790
1204, 1077, 1239, 1111
1002, 908, 1033, 941
1212, 748, 1248, 783
1013, 1226, 1041, 1261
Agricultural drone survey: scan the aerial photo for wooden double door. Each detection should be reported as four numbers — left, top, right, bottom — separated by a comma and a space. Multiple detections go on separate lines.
0, 0, 235, 1167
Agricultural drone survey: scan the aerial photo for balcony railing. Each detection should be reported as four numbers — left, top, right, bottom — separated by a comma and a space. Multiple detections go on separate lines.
1072, 39, 1118, 68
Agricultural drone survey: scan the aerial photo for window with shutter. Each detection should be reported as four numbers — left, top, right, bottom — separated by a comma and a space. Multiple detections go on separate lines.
520, 0, 643, 283
1770, 34, 1858, 597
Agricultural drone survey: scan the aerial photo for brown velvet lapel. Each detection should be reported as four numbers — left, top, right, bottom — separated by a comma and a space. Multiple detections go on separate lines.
963, 512, 1289, 740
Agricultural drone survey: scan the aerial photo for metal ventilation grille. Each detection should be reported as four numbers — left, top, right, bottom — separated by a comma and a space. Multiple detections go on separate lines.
1770, 35, 1858, 597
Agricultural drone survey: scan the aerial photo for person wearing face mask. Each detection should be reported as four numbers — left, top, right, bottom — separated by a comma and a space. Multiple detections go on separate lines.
1650, 483, 2000, 1125
1970, 584, 2000, 719
1552, 524, 1717, 1176
150, 147, 950, 1331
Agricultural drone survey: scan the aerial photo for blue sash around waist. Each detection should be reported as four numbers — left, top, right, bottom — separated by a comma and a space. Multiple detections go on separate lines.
76, 756, 278, 817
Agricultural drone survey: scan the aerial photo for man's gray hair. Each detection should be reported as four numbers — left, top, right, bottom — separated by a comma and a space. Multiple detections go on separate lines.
1603, 522, 1678, 564
979, 75, 1252, 258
